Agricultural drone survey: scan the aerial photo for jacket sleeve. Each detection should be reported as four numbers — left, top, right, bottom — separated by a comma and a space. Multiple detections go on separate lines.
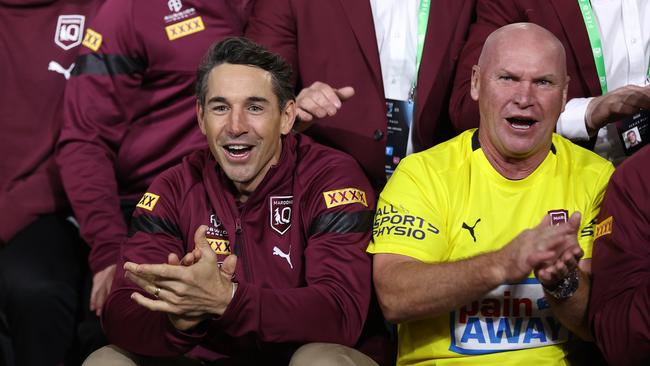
101, 170, 206, 356
589, 160, 650, 366
55, 0, 145, 274
245, 0, 299, 84
449, 0, 522, 132
216, 157, 375, 346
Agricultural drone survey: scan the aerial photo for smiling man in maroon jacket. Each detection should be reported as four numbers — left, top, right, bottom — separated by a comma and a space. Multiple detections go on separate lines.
86, 37, 379, 365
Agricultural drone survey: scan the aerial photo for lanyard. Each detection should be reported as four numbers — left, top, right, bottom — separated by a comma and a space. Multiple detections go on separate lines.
410, 0, 430, 101
577, 0, 650, 94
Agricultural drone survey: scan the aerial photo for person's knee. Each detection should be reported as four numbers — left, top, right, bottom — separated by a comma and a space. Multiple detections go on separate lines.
83, 345, 139, 366
289, 343, 378, 366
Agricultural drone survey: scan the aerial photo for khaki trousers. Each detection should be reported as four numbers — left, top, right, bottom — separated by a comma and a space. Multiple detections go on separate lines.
84, 343, 379, 366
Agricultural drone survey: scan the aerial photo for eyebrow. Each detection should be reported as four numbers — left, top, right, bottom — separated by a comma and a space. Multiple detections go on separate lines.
495, 68, 559, 80
206, 96, 271, 104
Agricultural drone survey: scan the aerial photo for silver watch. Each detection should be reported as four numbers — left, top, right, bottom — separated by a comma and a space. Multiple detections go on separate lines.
543, 268, 579, 300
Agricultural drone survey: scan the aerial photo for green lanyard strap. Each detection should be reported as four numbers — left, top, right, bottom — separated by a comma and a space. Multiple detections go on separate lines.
578, 0, 650, 94
410, 0, 431, 101
577, 0, 608, 94
415, 0, 430, 77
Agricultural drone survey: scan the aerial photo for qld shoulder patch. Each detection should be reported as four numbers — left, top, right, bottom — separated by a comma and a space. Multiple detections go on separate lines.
594, 216, 613, 240
82, 28, 102, 51
165, 16, 205, 41
323, 188, 368, 209
137, 192, 160, 211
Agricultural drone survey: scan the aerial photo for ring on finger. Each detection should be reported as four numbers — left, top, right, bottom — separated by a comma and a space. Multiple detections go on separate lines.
154, 286, 161, 298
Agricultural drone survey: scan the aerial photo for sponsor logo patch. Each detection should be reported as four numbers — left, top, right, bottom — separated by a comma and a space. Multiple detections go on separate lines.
547, 209, 568, 226
450, 279, 569, 355
165, 16, 205, 41
323, 188, 368, 209
206, 213, 228, 237
55, 15, 85, 50
207, 239, 231, 255
136, 192, 160, 211
373, 204, 439, 241
82, 28, 103, 51
594, 216, 613, 240
270, 196, 293, 235
163, 7, 197, 23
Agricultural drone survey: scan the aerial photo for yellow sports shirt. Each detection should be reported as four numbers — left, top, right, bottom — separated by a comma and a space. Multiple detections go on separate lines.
368, 130, 614, 365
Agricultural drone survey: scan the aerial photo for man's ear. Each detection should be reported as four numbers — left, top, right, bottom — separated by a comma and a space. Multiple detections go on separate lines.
470, 65, 481, 102
196, 101, 207, 135
280, 99, 297, 135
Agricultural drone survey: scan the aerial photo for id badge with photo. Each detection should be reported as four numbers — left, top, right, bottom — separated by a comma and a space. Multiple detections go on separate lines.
616, 109, 649, 155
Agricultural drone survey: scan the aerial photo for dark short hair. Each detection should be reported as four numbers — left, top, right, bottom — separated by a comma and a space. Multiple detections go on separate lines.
196, 37, 294, 110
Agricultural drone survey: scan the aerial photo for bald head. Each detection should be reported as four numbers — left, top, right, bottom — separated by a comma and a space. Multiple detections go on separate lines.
478, 23, 567, 76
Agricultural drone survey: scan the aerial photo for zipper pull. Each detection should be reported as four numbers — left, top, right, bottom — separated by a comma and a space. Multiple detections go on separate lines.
234, 218, 242, 256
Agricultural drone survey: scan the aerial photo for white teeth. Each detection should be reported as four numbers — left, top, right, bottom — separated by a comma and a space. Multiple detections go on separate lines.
511, 123, 531, 130
228, 145, 248, 150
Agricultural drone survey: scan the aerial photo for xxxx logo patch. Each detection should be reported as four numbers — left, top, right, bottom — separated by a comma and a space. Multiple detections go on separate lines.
165, 16, 204, 41
594, 216, 613, 240
207, 239, 231, 255
82, 28, 102, 51
323, 188, 368, 209
136, 192, 160, 211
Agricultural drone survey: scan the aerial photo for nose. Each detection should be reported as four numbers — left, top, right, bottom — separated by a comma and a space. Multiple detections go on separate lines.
512, 82, 534, 108
225, 108, 248, 136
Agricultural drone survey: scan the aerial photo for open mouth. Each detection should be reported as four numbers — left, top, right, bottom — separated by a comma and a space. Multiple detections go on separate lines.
223, 144, 254, 158
506, 117, 537, 130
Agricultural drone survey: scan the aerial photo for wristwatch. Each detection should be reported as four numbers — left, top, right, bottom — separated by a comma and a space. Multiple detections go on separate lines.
543, 268, 579, 300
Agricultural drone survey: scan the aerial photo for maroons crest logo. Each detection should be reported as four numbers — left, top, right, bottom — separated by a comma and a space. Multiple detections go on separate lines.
547, 209, 568, 226
55, 15, 85, 50
269, 196, 292, 235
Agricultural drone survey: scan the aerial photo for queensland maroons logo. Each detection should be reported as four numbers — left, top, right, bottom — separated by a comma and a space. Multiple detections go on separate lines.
547, 209, 568, 226
269, 196, 293, 235
55, 15, 85, 50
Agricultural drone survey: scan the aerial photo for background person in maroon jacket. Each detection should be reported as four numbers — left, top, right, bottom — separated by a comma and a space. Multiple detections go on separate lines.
0, 0, 103, 365
55, 0, 252, 345
245, 0, 475, 188
86, 37, 379, 365
589, 145, 650, 366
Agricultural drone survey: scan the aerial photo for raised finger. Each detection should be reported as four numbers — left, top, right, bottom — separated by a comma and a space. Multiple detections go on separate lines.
168, 253, 181, 265
318, 86, 343, 111
180, 251, 197, 266
131, 262, 184, 280
296, 108, 314, 122
297, 96, 329, 118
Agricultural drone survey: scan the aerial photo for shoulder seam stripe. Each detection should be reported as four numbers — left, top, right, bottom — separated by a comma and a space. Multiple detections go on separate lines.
128, 213, 182, 240
72, 53, 145, 76
309, 210, 374, 236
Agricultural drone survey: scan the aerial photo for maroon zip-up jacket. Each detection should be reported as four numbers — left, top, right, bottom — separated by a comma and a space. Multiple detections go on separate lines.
55, 0, 252, 273
590, 146, 650, 366
103, 134, 376, 361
